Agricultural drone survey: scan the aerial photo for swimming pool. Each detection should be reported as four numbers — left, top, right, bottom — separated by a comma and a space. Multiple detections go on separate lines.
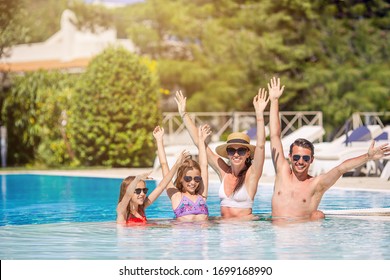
1, 174, 390, 259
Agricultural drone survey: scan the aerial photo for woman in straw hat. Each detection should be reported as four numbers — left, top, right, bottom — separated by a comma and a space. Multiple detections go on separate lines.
175, 89, 269, 219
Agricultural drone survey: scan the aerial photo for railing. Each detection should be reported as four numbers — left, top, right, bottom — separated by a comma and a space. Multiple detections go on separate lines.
333, 112, 390, 139
161, 111, 323, 145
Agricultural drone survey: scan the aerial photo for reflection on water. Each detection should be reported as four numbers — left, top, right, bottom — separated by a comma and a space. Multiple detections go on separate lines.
2, 174, 390, 226
1, 174, 390, 260
1, 216, 389, 260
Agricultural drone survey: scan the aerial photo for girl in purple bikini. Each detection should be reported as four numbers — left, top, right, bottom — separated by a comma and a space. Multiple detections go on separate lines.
116, 151, 189, 225
153, 124, 211, 222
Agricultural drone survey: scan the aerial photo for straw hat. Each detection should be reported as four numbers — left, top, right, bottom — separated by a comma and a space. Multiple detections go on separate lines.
215, 132, 256, 159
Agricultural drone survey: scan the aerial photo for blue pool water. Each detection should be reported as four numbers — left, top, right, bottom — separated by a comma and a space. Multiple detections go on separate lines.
2, 174, 389, 226
1, 174, 390, 260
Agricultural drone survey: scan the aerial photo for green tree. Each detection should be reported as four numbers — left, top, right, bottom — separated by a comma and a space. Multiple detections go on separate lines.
120, 0, 389, 137
3, 0, 389, 164
0, 0, 29, 118
19, 0, 68, 43
297, 0, 390, 136
17, 0, 113, 44
2, 71, 75, 166
68, 0, 115, 33
0, 0, 29, 58
68, 47, 160, 167
123, 0, 316, 112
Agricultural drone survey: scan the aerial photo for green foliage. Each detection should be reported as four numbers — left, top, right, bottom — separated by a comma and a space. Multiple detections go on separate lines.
68, 47, 160, 167
2, 71, 76, 166
123, 0, 317, 112
20, 0, 68, 43
16, 0, 388, 135
68, 0, 115, 32
15, 0, 113, 44
0, 0, 29, 57
2, 0, 389, 168
2, 49, 160, 168
121, 0, 389, 136
297, 0, 390, 135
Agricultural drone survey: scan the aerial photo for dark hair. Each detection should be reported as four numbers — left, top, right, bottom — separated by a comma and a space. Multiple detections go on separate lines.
232, 157, 252, 193
289, 138, 315, 156
174, 158, 203, 194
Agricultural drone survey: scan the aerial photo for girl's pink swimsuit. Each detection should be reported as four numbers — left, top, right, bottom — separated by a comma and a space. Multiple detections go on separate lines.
173, 195, 209, 218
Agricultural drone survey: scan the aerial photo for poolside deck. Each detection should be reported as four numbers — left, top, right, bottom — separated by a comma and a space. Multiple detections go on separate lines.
1, 168, 388, 191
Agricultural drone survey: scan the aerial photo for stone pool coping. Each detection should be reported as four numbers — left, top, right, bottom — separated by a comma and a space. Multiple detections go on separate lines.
1, 168, 388, 191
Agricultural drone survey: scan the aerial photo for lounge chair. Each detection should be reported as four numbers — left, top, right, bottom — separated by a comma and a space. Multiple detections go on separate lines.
311, 125, 389, 176
261, 125, 325, 176
380, 161, 390, 181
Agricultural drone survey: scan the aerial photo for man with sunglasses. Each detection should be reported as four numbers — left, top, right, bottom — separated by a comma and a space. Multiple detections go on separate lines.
268, 77, 390, 221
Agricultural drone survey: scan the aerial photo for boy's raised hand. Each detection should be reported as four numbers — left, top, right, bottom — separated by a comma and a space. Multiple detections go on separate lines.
267, 77, 285, 100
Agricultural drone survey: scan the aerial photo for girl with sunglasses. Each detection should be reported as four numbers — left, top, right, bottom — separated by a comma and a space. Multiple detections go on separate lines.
153, 124, 211, 222
116, 150, 189, 224
175, 89, 269, 219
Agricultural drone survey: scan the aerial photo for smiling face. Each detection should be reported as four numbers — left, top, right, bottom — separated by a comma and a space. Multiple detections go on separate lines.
174, 159, 203, 195
130, 180, 147, 206
289, 145, 313, 175
180, 169, 202, 195
226, 144, 250, 166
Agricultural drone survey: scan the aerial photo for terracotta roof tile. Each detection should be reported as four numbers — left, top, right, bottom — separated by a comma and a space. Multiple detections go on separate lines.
0, 58, 91, 73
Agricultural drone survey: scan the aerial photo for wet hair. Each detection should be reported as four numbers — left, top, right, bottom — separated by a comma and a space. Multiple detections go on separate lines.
289, 138, 315, 156
174, 158, 203, 194
118, 176, 145, 220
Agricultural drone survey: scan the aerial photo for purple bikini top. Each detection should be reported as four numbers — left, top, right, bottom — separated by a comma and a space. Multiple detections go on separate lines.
173, 195, 209, 218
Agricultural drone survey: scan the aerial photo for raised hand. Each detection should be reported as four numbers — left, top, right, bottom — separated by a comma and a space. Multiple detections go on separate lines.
174, 90, 187, 117
153, 125, 164, 142
135, 171, 153, 182
267, 77, 285, 100
125, 171, 152, 195
368, 141, 390, 160
177, 150, 191, 165
253, 88, 270, 113
199, 124, 212, 143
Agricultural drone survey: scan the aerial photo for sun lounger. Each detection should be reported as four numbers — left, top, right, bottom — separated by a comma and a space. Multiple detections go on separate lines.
311, 125, 389, 176
261, 125, 325, 176
380, 160, 390, 181
345, 125, 383, 144
375, 125, 389, 142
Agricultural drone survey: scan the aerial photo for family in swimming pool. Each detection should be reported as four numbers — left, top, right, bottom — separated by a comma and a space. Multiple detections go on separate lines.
116, 77, 390, 224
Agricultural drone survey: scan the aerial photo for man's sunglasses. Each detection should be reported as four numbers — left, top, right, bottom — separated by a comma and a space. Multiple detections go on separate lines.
292, 155, 311, 162
226, 147, 248, 156
183, 176, 202, 183
134, 188, 148, 195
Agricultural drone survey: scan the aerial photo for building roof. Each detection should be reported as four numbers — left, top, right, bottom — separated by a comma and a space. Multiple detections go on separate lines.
0, 58, 91, 73
84, 0, 144, 8
0, 9, 135, 73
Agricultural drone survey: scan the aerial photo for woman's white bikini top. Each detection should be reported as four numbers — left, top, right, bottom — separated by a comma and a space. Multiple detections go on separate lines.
218, 176, 253, 209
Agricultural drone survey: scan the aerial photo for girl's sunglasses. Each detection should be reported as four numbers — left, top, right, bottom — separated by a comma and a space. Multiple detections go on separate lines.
134, 188, 148, 195
183, 176, 202, 183
292, 155, 311, 162
226, 147, 248, 156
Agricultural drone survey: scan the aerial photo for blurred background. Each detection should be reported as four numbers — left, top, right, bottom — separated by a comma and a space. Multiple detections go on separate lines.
0, 0, 389, 169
